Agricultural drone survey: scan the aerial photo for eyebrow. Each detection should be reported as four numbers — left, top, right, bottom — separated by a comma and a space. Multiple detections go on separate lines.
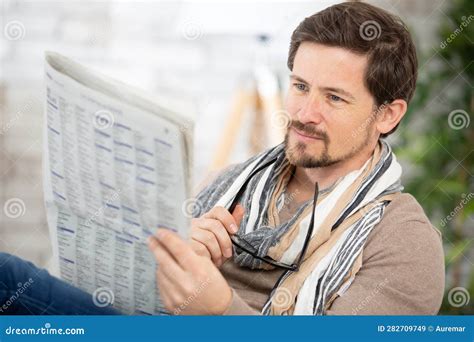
289, 74, 356, 101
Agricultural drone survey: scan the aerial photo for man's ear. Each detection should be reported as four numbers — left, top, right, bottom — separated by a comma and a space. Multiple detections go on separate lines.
375, 99, 408, 136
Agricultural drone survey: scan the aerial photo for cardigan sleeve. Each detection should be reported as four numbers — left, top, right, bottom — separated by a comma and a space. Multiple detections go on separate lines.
223, 289, 260, 315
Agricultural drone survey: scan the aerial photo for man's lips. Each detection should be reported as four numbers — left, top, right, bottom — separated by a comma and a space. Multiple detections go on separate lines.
291, 127, 324, 140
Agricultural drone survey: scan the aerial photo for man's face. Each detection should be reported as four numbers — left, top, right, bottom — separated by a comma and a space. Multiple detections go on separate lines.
284, 42, 379, 168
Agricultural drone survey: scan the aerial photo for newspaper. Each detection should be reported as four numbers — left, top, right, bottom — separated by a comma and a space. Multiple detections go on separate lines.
43, 52, 194, 315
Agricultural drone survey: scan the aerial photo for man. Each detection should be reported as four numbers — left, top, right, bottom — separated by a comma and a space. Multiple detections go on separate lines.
147, 2, 444, 315
0, 2, 444, 315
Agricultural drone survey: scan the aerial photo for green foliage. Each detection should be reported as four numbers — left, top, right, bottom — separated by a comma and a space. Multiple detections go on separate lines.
394, 0, 473, 314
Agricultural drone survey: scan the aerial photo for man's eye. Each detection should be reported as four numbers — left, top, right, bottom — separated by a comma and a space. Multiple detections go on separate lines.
293, 83, 307, 92
329, 94, 343, 102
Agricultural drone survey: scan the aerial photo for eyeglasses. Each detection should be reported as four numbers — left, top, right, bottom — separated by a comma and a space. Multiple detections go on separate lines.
228, 157, 319, 271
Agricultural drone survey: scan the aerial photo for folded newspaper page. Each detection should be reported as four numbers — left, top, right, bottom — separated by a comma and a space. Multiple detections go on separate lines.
43, 52, 194, 315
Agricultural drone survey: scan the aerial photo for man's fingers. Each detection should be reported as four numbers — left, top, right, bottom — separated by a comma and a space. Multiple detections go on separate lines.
190, 240, 211, 259
156, 268, 179, 313
203, 206, 239, 234
191, 228, 223, 266
193, 218, 233, 258
148, 236, 186, 277
152, 229, 197, 270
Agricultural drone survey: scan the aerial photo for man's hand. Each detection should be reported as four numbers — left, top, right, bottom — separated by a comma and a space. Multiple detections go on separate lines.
147, 229, 233, 315
190, 204, 245, 267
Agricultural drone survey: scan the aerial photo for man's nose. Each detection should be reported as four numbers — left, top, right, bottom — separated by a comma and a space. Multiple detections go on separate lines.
296, 95, 324, 125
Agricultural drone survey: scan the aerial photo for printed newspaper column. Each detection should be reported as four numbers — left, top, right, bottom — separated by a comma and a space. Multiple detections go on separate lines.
44, 52, 193, 315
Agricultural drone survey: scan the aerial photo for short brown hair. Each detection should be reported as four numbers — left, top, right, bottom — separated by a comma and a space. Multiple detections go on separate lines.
287, 2, 418, 138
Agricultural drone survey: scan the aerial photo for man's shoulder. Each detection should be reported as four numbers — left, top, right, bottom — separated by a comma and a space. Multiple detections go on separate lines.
383, 192, 432, 224
365, 192, 443, 259
348, 192, 445, 315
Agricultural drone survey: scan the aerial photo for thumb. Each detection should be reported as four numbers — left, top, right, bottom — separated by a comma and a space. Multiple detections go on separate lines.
231, 204, 245, 229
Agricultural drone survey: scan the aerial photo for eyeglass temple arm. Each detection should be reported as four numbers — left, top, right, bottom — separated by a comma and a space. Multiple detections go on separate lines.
228, 157, 278, 213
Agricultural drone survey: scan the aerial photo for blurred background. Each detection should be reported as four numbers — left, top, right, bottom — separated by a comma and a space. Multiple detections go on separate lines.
0, 0, 472, 314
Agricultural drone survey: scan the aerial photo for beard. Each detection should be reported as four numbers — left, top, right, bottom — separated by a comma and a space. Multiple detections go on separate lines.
284, 120, 371, 168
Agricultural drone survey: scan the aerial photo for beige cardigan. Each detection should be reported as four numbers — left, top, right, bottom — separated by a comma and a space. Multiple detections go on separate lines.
219, 192, 445, 315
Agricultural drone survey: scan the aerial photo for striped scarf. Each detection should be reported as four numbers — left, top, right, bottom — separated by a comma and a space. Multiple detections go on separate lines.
193, 139, 403, 315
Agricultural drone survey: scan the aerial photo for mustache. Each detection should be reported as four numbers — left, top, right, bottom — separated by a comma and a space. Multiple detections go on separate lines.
289, 120, 328, 141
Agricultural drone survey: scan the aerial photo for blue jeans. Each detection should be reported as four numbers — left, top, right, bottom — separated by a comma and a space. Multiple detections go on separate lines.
0, 252, 121, 315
